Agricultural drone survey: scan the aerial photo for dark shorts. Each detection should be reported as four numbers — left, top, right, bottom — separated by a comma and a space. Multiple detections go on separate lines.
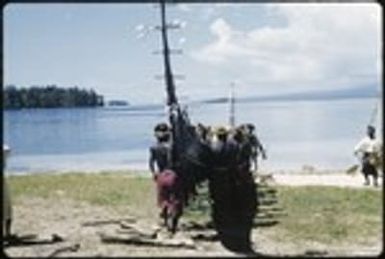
362, 154, 378, 177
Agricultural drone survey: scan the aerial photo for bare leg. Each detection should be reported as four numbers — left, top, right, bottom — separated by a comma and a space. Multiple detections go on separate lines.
171, 216, 179, 234
373, 171, 379, 187
362, 163, 370, 185
159, 206, 167, 227
253, 157, 258, 172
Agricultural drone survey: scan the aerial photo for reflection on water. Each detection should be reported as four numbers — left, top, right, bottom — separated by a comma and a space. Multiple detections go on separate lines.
3, 98, 377, 174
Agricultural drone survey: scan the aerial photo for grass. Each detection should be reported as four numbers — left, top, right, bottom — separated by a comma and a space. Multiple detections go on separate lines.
6, 172, 383, 246
272, 186, 383, 245
183, 182, 211, 222
7, 171, 157, 217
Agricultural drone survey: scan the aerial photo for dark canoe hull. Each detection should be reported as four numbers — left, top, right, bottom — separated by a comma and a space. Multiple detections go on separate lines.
208, 169, 258, 252
171, 124, 257, 251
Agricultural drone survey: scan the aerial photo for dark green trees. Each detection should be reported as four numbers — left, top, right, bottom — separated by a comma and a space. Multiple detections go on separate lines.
3, 85, 104, 109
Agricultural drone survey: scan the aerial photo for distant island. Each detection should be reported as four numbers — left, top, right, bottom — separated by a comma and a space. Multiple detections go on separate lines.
107, 100, 130, 106
202, 85, 379, 104
3, 85, 104, 109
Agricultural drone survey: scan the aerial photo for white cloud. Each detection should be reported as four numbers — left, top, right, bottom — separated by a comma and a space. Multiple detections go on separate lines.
192, 18, 253, 63
177, 4, 192, 12
201, 6, 217, 21
210, 18, 231, 40
180, 21, 187, 28
191, 3, 381, 92
178, 37, 186, 45
135, 24, 144, 31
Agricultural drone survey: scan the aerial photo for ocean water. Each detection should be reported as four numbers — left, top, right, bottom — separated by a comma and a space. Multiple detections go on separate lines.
3, 97, 379, 174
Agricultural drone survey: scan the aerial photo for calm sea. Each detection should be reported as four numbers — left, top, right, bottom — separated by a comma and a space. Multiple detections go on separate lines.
3, 97, 378, 175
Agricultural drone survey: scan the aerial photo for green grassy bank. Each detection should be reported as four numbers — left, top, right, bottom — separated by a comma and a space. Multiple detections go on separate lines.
7, 172, 383, 246
8, 171, 152, 206
272, 185, 382, 246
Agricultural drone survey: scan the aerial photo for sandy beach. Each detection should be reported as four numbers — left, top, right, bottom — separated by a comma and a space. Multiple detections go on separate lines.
268, 171, 383, 188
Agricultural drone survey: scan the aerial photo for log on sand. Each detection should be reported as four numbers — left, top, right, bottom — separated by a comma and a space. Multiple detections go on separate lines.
3, 233, 64, 247
118, 221, 161, 238
47, 243, 81, 257
81, 217, 136, 227
189, 231, 218, 241
99, 232, 196, 249
180, 221, 214, 231
116, 229, 159, 239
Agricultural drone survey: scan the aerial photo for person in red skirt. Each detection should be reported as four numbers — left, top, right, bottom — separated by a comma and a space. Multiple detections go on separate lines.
149, 123, 183, 233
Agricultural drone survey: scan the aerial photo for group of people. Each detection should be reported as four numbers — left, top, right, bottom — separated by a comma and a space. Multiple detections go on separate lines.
148, 121, 267, 233
194, 123, 267, 178
148, 122, 384, 233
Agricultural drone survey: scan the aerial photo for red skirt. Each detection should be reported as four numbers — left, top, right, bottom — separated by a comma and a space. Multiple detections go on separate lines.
155, 169, 183, 216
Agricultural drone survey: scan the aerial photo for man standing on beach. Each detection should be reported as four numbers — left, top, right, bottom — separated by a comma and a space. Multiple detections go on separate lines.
354, 125, 382, 186
149, 123, 172, 176
149, 123, 182, 233
209, 126, 239, 171
232, 126, 252, 172
243, 123, 267, 173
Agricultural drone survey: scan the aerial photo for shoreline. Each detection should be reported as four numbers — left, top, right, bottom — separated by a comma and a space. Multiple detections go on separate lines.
5, 163, 358, 176
6, 167, 382, 189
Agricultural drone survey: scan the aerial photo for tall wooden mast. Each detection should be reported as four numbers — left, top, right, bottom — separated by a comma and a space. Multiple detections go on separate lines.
160, 0, 178, 106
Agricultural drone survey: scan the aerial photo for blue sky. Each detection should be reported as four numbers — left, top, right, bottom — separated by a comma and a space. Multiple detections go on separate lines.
3, 2, 381, 104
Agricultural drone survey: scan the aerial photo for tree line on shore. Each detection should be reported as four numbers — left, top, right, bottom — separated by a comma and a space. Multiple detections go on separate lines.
3, 85, 104, 109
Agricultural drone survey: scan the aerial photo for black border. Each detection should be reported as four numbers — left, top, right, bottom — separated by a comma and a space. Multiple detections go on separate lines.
1, 1, 384, 258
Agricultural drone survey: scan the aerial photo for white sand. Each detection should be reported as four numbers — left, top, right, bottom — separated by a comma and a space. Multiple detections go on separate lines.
269, 172, 382, 188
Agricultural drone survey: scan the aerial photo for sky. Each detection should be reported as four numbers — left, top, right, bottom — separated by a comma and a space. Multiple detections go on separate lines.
3, 2, 382, 105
